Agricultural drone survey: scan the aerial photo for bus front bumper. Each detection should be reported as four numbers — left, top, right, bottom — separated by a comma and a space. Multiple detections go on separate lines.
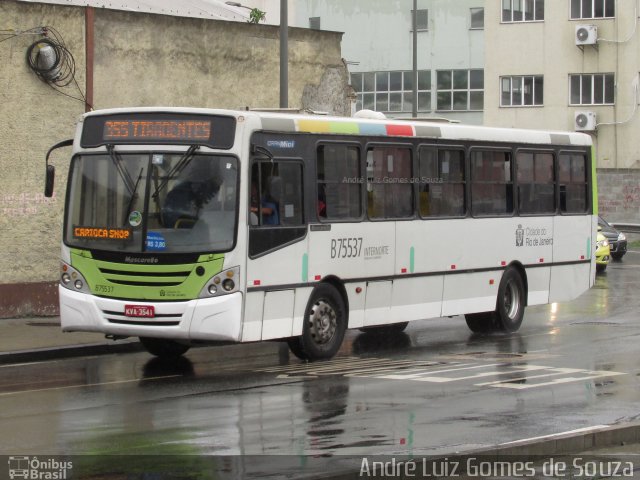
59, 286, 243, 342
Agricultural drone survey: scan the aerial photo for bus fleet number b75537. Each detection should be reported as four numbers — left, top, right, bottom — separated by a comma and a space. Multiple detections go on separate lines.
330, 237, 363, 259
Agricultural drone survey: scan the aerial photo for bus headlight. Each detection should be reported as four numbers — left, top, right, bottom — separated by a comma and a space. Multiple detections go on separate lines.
618, 232, 626, 241
222, 279, 235, 291
60, 262, 91, 293
200, 266, 240, 298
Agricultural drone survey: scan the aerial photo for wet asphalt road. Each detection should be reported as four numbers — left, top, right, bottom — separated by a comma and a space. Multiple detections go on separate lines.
0, 255, 639, 470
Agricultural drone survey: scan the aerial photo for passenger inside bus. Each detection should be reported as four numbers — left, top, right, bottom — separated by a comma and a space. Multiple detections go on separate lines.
250, 179, 280, 225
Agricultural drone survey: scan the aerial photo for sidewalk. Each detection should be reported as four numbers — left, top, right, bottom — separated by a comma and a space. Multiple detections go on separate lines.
0, 316, 141, 363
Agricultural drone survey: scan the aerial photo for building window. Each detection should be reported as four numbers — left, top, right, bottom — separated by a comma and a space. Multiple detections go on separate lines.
501, 75, 543, 107
436, 69, 484, 111
570, 0, 614, 19
570, 74, 615, 105
471, 7, 484, 29
351, 71, 431, 113
502, 0, 544, 22
309, 17, 321, 30
411, 9, 429, 31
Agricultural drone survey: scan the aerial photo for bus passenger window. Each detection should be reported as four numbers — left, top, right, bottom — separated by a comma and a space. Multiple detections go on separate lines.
517, 152, 555, 214
316, 144, 361, 220
367, 146, 413, 219
471, 150, 513, 216
419, 147, 465, 217
559, 153, 588, 213
249, 159, 305, 257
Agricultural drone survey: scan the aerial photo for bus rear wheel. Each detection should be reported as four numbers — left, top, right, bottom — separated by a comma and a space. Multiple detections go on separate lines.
288, 283, 347, 361
494, 268, 525, 332
464, 268, 525, 334
139, 337, 190, 358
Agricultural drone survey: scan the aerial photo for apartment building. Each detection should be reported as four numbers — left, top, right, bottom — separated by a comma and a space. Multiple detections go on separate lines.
484, 0, 640, 222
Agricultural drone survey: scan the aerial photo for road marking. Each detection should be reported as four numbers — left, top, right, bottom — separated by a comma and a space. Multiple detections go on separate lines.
260, 357, 627, 390
0, 375, 181, 397
499, 425, 610, 445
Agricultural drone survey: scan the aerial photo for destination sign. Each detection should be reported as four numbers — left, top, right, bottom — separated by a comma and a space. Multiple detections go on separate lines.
104, 120, 211, 142
73, 226, 132, 241
81, 113, 236, 149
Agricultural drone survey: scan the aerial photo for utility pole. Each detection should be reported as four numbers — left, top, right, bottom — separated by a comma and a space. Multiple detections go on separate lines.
412, 0, 418, 118
280, 0, 288, 108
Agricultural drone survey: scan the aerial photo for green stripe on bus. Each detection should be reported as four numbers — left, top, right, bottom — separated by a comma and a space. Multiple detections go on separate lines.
302, 253, 308, 282
329, 121, 360, 134
410, 247, 415, 273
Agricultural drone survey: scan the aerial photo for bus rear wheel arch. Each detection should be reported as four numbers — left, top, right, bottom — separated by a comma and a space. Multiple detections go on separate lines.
464, 267, 526, 334
287, 282, 347, 361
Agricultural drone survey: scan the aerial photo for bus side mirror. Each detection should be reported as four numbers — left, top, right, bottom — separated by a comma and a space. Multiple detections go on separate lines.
44, 138, 73, 198
45, 165, 55, 198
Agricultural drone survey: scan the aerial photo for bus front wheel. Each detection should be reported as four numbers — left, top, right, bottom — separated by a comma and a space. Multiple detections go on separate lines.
288, 283, 347, 361
139, 337, 190, 358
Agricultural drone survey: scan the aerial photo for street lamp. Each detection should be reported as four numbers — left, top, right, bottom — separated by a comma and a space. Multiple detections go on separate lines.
225, 0, 288, 108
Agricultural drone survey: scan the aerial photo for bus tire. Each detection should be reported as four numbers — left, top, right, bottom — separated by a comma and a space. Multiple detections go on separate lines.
359, 322, 409, 334
464, 312, 495, 333
139, 337, 190, 358
494, 268, 525, 333
291, 283, 347, 361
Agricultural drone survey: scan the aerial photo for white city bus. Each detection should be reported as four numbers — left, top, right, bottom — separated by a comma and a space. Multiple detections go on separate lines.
45, 107, 596, 360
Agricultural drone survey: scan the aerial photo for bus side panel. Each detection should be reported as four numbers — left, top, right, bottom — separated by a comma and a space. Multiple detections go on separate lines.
391, 277, 443, 322
442, 271, 499, 316
394, 221, 445, 321
261, 290, 295, 340
549, 215, 593, 303
242, 291, 264, 342
363, 281, 392, 327
525, 266, 551, 306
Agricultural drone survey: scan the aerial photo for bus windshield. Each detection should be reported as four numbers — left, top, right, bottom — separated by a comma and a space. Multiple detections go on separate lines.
65, 152, 238, 254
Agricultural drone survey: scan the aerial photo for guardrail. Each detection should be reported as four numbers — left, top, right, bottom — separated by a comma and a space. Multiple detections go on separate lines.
611, 223, 640, 234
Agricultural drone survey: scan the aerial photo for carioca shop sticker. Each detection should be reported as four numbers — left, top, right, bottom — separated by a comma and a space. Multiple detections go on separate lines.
129, 211, 143, 227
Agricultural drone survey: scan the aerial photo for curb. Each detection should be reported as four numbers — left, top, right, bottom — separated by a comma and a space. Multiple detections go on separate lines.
316, 423, 640, 480
0, 340, 143, 364
473, 422, 640, 456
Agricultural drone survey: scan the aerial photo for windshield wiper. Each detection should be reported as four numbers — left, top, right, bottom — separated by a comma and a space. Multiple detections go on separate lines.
123, 167, 144, 226
152, 145, 200, 200
106, 144, 136, 196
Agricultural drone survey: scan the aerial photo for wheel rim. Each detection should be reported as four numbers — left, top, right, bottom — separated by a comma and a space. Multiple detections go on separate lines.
308, 299, 337, 345
504, 280, 521, 320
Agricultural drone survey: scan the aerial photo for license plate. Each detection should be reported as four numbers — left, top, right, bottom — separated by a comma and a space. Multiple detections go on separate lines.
124, 305, 155, 318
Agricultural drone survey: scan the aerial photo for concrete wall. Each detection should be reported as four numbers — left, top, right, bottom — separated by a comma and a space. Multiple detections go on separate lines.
0, 0, 349, 317
484, 0, 640, 223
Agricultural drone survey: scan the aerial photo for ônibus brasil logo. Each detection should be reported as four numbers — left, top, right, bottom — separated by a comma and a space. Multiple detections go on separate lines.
7, 456, 72, 480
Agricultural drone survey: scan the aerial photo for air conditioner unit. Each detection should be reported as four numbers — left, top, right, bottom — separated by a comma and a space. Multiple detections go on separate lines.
575, 24, 597, 45
574, 111, 597, 131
